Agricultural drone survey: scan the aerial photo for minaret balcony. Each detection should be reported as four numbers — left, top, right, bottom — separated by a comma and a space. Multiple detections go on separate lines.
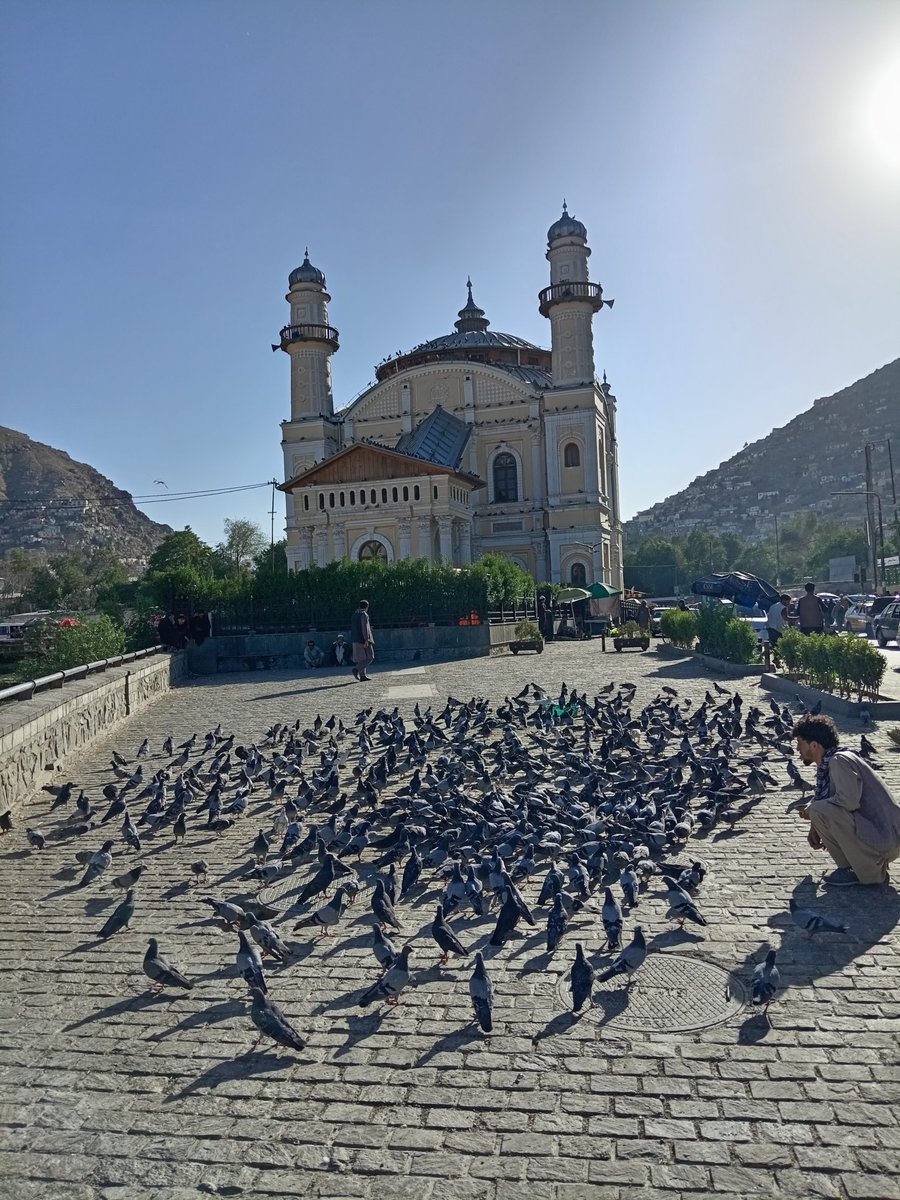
538, 281, 607, 317
278, 323, 340, 351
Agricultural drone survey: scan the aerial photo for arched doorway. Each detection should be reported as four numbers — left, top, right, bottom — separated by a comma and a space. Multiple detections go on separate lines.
358, 539, 389, 562
570, 561, 587, 587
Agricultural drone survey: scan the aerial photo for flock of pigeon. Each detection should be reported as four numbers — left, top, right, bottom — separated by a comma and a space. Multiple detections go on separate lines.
23, 678, 873, 1051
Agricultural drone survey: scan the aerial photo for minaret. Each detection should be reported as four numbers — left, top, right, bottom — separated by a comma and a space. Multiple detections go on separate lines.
538, 204, 612, 386
454, 278, 490, 334
275, 250, 339, 419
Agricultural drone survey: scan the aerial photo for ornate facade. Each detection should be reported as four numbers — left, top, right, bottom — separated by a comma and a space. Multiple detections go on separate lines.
277, 208, 623, 587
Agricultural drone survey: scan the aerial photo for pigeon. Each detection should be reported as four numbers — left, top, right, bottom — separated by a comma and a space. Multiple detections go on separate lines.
248, 987, 306, 1052
252, 829, 271, 863
98, 890, 135, 939
190, 860, 210, 885
237, 930, 267, 993
546, 893, 569, 953
143, 938, 193, 993
359, 945, 414, 1007
751, 949, 779, 1013
662, 876, 708, 928
371, 924, 398, 970
293, 887, 348, 937
202, 897, 246, 928
110, 864, 145, 891
248, 919, 292, 962
789, 898, 847, 939
489, 892, 522, 947
469, 951, 494, 1033
430, 903, 468, 965
122, 812, 142, 853
570, 942, 595, 1012
601, 887, 623, 951
26, 828, 45, 851
77, 840, 115, 888
619, 863, 638, 909
597, 926, 647, 985
371, 878, 401, 931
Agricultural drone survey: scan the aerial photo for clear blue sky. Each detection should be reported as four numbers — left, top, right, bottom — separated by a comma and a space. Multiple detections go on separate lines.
2, 0, 899, 547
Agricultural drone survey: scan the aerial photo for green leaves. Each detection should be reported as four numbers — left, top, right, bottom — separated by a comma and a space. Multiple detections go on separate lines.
659, 608, 698, 649
777, 630, 885, 701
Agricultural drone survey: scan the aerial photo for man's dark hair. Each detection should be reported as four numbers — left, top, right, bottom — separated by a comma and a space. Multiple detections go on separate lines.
793, 714, 839, 750
359, 599, 369, 610
780, 594, 791, 604
804, 582, 815, 593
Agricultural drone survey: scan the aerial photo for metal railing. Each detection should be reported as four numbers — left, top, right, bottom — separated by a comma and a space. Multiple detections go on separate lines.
278, 323, 340, 350
538, 281, 605, 316
0, 645, 166, 704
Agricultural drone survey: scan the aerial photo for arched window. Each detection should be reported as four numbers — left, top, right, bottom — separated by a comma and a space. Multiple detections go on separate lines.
318, 494, 324, 510
381, 488, 388, 503
370, 489, 376, 504
564, 442, 581, 468
402, 486, 409, 501
570, 562, 587, 586
358, 539, 388, 562
392, 486, 398, 502
303, 495, 309, 511
414, 485, 420, 500
492, 452, 518, 503
349, 490, 355, 506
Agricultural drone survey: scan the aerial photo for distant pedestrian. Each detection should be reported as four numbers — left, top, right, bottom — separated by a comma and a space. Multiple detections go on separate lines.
350, 599, 375, 682
172, 614, 190, 650
677, 599, 688, 612
766, 594, 791, 649
636, 600, 652, 633
797, 583, 825, 635
191, 611, 211, 645
304, 640, 324, 669
157, 613, 176, 651
833, 594, 850, 631
330, 634, 352, 668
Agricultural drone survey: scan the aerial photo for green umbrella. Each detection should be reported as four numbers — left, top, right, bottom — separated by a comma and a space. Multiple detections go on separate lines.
556, 587, 593, 604
587, 582, 622, 599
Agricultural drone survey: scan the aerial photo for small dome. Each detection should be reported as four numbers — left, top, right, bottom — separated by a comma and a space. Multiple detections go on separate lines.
454, 278, 490, 334
289, 250, 326, 287
547, 202, 587, 244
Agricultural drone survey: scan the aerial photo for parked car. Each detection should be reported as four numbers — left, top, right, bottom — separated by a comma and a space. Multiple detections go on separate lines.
844, 601, 873, 636
740, 616, 769, 643
873, 601, 900, 647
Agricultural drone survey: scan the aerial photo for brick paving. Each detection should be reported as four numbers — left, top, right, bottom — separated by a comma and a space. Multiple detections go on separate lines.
1, 644, 899, 1200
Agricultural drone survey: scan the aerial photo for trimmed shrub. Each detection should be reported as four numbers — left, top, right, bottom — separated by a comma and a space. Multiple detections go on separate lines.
776, 631, 886, 701
695, 604, 759, 664
659, 608, 698, 649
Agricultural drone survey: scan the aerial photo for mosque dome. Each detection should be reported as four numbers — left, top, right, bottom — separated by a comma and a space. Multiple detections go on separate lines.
289, 251, 326, 287
547, 203, 587, 244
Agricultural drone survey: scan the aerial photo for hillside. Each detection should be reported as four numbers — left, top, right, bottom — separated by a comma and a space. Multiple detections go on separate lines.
625, 358, 900, 543
0, 427, 172, 567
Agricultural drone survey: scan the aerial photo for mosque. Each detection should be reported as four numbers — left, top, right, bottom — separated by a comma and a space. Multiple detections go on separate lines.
276, 207, 623, 588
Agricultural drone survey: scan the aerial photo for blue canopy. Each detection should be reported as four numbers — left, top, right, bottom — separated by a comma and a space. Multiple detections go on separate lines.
690, 572, 780, 611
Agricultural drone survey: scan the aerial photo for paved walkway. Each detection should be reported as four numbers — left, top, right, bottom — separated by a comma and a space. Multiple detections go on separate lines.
1, 645, 899, 1200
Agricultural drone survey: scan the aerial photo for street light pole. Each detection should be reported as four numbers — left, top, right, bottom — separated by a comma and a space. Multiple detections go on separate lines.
773, 514, 781, 587
831, 490, 885, 593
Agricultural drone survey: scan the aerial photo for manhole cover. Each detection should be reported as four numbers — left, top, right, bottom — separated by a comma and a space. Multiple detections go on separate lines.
556, 951, 748, 1033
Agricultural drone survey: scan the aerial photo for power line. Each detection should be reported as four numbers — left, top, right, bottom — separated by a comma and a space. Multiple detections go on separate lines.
1, 482, 274, 510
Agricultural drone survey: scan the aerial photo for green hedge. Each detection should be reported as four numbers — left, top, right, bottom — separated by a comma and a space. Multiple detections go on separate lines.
15, 615, 127, 681
659, 608, 698, 649
777, 630, 885, 700
695, 604, 759, 664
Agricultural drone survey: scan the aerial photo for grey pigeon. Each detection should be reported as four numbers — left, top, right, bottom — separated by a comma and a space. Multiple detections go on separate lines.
597, 926, 647, 985
237, 930, 267, 993
111, 863, 145, 891
202, 897, 246, 928
662, 876, 707, 928
190, 860, 210, 885
469, 951, 494, 1032
98, 890, 135, 939
602, 887, 623, 950
371, 924, 397, 970
546, 893, 568, 953
249, 987, 306, 1052
293, 887, 347, 937
371, 878, 401, 931
570, 942, 595, 1012
431, 903, 468, 965
248, 919, 292, 962
143, 938, 193, 993
751, 949, 779, 1012
77, 840, 115, 888
26, 828, 45, 851
359, 944, 414, 1007
789, 898, 847, 938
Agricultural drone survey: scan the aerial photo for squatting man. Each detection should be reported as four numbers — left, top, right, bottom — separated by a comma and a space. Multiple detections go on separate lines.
794, 715, 900, 886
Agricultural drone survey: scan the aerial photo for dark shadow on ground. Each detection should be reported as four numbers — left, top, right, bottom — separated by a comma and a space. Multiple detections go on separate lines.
63, 990, 175, 1031
415, 1024, 482, 1066
147, 997, 245, 1042
330, 1008, 389, 1057
167, 1050, 300, 1099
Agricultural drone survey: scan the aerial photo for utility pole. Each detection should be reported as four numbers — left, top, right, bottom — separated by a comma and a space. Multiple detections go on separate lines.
774, 513, 780, 587
269, 479, 277, 573
865, 444, 878, 592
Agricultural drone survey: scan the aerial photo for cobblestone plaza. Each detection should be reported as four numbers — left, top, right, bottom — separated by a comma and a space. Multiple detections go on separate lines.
1, 644, 898, 1200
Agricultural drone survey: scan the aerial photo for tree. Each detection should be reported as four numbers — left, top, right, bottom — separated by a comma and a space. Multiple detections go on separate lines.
147, 528, 213, 574
2, 548, 34, 601
252, 539, 287, 575
217, 519, 267, 573
623, 536, 683, 595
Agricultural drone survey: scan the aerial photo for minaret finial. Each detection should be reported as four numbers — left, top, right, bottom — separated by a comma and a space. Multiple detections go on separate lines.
466, 276, 473, 299
304, 246, 309, 258
562, 198, 568, 213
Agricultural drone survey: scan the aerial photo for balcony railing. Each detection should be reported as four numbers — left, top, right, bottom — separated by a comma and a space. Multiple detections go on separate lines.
538, 281, 607, 316
278, 323, 340, 350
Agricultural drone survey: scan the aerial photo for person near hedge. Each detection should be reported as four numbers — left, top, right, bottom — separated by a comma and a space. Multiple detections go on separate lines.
303, 639, 324, 668
350, 598, 375, 682
794, 714, 900, 886
797, 582, 825, 635
766, 593, 791, 649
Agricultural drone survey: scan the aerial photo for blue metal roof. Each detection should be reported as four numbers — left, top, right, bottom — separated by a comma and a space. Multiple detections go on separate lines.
395, 407, 471, 470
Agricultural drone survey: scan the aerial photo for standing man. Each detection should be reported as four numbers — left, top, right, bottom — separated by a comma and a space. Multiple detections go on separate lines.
794, 714, 900, 885
766, 593, 791, 649
796, 582, 825, 635
351, 599, 375, 682
636, 599, 652, 633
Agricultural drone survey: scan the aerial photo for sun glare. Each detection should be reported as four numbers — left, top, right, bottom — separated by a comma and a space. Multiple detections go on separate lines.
863, 50, 900, 174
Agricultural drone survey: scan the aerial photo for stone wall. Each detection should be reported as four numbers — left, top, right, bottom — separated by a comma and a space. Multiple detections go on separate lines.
186, 626, 499, 673
0, 653, 185, 816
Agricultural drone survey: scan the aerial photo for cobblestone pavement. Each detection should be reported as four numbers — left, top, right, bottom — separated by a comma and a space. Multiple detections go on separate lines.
1, 644, 899, 1200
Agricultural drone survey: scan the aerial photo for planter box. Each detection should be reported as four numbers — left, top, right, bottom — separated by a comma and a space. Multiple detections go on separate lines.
613, 637, 650, 652
509, 639, 544, 655
761, 673, 900, 720
655, 643, 767, 677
